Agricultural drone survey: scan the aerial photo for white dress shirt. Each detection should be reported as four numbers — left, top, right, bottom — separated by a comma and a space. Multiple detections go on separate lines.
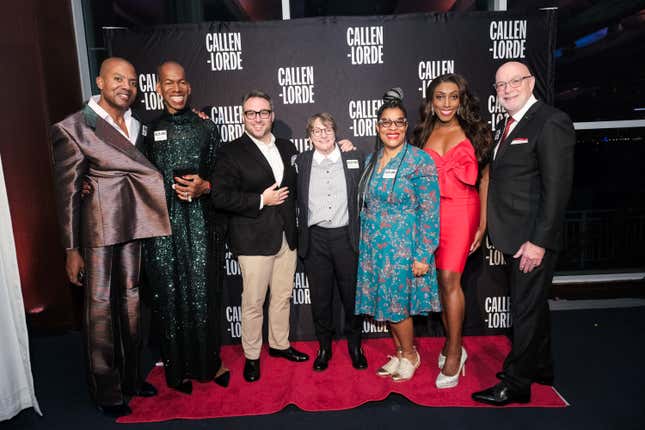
246, 131, 284, 209
88, 95, 140, 145
313, 144, 341, 165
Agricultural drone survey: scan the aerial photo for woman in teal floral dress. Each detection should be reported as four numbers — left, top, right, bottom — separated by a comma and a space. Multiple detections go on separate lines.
355, 89, 440, 381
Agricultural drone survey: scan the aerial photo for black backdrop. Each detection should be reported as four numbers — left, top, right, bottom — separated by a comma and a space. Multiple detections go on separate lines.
106, 10, 556, 344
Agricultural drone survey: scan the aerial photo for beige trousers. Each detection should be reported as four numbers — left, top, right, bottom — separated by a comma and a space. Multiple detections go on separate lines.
237, 235, 297, 359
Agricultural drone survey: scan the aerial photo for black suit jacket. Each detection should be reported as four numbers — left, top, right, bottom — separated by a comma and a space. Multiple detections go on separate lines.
210, 133, 298, 256
487, 100, 575, 254
295, 148, 364, 258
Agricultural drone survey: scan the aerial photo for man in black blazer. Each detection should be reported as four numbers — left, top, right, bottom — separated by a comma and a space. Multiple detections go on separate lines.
295, 113, 367, 372
472, 61, 575, 406
211, 90, 308, 383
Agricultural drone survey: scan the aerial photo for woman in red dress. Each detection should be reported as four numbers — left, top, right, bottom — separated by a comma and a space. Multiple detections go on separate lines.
413, 74, 492, 388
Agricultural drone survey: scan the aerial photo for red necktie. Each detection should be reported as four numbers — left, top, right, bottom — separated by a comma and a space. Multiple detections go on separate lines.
501, 116, 515, 142
495, 116, 515, 160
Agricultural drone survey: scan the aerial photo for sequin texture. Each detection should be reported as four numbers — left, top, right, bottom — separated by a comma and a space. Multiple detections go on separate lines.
141, 108, 226, 387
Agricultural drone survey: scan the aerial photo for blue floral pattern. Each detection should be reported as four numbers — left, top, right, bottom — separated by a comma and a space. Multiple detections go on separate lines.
355, 143, 441, 322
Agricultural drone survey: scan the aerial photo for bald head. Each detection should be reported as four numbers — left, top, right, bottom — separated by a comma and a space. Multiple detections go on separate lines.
495, 61, 535, 116
96, 57, 137, 114
99, 57, 135, 78
156, 61, 191, 114
157, 61, 185, 79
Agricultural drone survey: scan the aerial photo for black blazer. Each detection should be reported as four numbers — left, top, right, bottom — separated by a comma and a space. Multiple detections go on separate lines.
487, 100, 575, 254
295, 148, 364, 258
210, 133, 298, 256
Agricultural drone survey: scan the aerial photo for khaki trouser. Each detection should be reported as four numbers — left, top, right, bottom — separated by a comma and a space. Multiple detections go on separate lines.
237, 235, 297, 359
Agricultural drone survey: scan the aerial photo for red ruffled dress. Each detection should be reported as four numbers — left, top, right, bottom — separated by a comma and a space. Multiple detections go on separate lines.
425, 139, 480, 272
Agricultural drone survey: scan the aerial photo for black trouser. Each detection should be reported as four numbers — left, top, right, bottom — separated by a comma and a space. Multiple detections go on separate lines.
501, 249, 556, 392
303, 226, 362, 349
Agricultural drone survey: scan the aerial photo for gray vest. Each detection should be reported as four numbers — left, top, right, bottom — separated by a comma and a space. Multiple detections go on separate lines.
308, 156, 349, 228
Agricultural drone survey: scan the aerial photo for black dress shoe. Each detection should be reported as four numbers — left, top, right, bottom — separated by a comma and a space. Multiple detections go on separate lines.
170, 380, 193, 394
214, 369, 230, 387
313, 348, 331, 371
348, 346, 368, 370
244, 359, 261, 382
123, 381, 158, 397
472, 382, 530, 406
496, 371, 554, 386
268, 346, 309, 362
97, 403, 132, 418
135, 381, 158, 397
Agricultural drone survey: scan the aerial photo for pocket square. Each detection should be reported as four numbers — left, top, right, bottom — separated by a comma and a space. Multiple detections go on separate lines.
510, 138, 528, 145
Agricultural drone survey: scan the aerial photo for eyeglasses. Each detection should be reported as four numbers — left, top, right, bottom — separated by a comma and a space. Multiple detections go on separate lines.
493, 75, 533, 91
377, 119, 408, 129
244, 109, 272, 119
311, 127, 334, 137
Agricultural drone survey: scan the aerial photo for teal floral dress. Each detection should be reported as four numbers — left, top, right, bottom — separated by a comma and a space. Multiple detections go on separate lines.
355, 143, 441, 322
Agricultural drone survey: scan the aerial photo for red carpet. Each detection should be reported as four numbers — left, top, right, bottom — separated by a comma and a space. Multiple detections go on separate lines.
118, 336, 568, 423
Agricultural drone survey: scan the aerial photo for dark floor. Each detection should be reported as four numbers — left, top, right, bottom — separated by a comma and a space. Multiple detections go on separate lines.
4, 304, 645, 430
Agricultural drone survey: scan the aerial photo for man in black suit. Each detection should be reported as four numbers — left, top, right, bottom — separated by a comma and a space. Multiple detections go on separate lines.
472, 61, 575, 406
295, 113, 367, 372
211, 90, 308, 383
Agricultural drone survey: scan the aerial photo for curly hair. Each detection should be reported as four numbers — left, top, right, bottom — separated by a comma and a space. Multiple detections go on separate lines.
412, 74, 492, 164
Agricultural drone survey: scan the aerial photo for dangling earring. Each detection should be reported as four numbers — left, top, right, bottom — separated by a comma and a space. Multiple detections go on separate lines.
431, 105, 435, 117
457, 105, 463, 118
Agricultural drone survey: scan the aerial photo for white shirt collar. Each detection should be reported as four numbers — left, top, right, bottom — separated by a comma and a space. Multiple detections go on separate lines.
246, 131, 276, 150
313, 144, 341, 164
88, 95, 134, 124
509, 94, 538, 123
88, 95, 138, 144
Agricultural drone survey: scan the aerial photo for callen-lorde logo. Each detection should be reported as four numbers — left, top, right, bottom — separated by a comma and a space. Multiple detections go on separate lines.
346, 26, 384, 65
278, 66, 315, 104
417, 60, 455, 99
489, 20, 527, 59
138, 73, 163, 111
205, 32, 243, 71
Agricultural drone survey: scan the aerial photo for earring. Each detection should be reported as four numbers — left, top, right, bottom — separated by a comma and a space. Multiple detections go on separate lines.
431, 105, 435, 117
457, 105, 463, 118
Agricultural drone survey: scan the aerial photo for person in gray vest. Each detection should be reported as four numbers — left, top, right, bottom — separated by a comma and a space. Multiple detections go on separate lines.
295, 112, 367, 371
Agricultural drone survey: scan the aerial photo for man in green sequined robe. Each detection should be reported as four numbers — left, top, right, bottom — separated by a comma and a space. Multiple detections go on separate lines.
140, 61, 228, 393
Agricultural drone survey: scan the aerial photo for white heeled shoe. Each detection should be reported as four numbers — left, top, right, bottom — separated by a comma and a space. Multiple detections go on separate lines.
438, 352, 446, 369
376, 355, 401, 377
392, 349, 420, 382
435, 347, 467, 389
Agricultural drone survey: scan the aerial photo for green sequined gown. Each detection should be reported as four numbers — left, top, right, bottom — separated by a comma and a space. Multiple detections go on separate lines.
141, 108, 226, 388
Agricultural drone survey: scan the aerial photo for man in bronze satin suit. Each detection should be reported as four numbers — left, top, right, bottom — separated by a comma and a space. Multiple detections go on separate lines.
51, 57, 171, 417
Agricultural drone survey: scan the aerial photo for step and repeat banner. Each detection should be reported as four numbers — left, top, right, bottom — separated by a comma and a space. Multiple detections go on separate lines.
106, 10, 556, 344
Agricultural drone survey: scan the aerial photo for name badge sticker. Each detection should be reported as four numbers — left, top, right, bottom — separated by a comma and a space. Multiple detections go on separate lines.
347, 159, 359, 169
383, 168, 397, 179
154, 130, 167, 141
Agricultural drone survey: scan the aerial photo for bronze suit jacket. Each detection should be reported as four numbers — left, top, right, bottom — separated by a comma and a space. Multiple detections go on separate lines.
51, 104, 171, 249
